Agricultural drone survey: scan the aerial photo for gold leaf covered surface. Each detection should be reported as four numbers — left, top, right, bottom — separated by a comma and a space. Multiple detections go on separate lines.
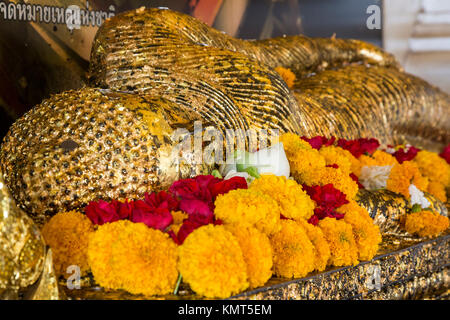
0, 88, 211, 220
0, 172, 45, 298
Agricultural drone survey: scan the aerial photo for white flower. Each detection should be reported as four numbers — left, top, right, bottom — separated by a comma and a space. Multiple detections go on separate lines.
221, 142, 290, 178
409, 184, 431, 209
246, 142, 290, 178
359, 165, 393, 190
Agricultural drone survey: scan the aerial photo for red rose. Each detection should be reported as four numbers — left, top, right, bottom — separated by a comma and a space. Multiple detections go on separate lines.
179, 199, 214, 225
440, 144, 450, 164
209, 176, 248, 199
303, 184, 349, 209
393, 146, 420, 163
359, 138, 380, 155
169, 175, 220, 202
337, 138, 380, 158
307, 215, 319, 225
85, 200, 123, 225
130, 200, 173, 231
144, 191, 179, 211
112, 200, 134, 219
301, 136, 336, 150
176, 220, 203, 244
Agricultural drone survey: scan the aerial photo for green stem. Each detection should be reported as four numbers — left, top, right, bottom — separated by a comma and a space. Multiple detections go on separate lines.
211, 169, 223, 179
173, 273, 182, 295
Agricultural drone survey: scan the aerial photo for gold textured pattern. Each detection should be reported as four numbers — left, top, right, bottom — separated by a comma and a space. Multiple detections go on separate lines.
0, 88, 211, 220
0, 172, 45, 298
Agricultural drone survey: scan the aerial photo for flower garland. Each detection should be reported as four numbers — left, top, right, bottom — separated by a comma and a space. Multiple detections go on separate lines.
38, 135, 449, 299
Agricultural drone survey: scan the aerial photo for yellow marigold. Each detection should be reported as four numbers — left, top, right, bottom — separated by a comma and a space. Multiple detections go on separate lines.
214, 189, 281, 235
403, 210, 449, 238
88, 220, 178, 296
279, 132, 312, 157
413, 150, 450, 186
338, 201, 381, 261
269, 219, 315, 278
296, 219, 330, 272
319, 146, 352, 175
314, 166, 359, 200
427, 181, 447, 203
250, 174, 315, 221
178, 224, 248, 298
387, 161, 428, 199
226, 225, 273, 289
41, 211, 94, 277
318, 218, 359, 267
275, 66, 296, 89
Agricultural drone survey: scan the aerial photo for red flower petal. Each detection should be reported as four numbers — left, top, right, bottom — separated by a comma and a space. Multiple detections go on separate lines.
440, 144, 450, 164
301, 136, 336, 150
209, 176, 248, 199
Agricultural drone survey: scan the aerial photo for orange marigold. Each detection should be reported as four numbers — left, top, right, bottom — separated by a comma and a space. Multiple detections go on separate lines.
318, 218, 359, 267
386, 161, 428, 199
338, 201, 381, 261
403, 211, 449, 238
426, 181, 447, 203
274, 66, 296, 89
357, 150, 398, 178
319, 146, 353, 175
214, 188, 281, 235
250, 174, 315, 221
413, 150, 450, 186
178, 224, 249, 298
88, 220, 178, 296
41, 211, 94, 277
226, 225, 273, 289
296, 219, 330, 272
269, 219, 315, 278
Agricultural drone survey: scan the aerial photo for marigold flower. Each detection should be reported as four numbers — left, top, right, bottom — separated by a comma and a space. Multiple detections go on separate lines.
387, 161, 428, 199
41, 211, 94, 277
297, 219, 330, 271
279, 133, 313, 157
426, 181, 447, 203
214, 189, 281, 235
403, 210, 449, 238
319, 146, 353, 175
250, 174, 314, 221
226, 225, 273, 289
269, 219, 315, 278
338, 201, 381, 261
413, 150, 450, 186
88, 220, 178, 296
359, 150, 398, 171
313, 166, 359, 200
178, 224, 249, 298
274, 66, 296, 89
318, 218, 359, 267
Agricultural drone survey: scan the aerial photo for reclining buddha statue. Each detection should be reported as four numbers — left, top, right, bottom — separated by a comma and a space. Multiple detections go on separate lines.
0, 8, 449, 224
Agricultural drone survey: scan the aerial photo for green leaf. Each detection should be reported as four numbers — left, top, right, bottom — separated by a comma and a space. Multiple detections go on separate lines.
244, 166, 260, 179
411, 204, 422, 213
